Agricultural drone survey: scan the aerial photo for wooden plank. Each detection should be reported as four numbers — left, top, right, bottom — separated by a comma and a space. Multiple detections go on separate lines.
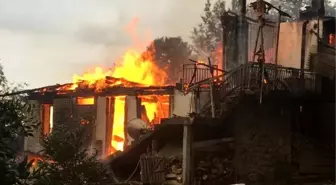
28, 86, 174, 101
161, 117, 193, 125
193, 137, 234, 148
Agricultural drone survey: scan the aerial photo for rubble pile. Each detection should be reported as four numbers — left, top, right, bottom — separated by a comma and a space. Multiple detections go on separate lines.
164, 156, 183, 185
162, 147, 234, 185
194, 152, 234, 185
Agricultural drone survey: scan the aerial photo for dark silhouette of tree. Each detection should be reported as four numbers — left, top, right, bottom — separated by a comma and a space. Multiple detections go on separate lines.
29, 124, 112, 185
0, 64, 38, 185
144, 36, 191, 83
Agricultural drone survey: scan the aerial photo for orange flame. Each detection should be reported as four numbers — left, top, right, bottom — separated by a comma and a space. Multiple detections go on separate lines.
329, 33, 335, 46
111, 96, 126, 151
67, 18, 169, 154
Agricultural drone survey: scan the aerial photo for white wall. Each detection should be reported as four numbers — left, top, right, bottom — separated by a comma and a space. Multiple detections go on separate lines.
172, 90, 194, 117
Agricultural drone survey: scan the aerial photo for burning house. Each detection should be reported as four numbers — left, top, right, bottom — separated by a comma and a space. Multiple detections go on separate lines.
8, 0, 334, 184
21, 49, 215, 161
24, 75, 162, 157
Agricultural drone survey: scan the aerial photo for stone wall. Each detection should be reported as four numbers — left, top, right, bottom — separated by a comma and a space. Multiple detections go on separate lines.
233, 95, 292, 184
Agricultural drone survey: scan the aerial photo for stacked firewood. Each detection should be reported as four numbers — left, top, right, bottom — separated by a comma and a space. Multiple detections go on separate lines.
164, 156, 183, 184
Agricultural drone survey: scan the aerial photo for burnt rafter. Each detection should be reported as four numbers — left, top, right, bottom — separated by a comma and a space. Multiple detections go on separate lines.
0, 76, 174, 100
27, 86, 174, 100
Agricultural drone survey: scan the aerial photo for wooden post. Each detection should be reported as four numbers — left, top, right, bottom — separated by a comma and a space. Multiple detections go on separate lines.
182, 118, 193, 185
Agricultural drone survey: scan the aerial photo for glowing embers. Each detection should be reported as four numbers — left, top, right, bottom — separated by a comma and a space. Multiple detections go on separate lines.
77, 97, 95, 105
27, 153, 42, 168
111, 96, 126, 153
329, 33, 335, 46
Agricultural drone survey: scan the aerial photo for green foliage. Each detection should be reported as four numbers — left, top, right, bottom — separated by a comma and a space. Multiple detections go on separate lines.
0, 64, 38, 185
29, 125, 112, 185
144, 36, 192, 83
190, 0, 226, 56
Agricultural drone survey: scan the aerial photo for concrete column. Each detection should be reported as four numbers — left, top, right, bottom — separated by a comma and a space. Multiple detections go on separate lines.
95, 97, 107, 156
125, 96, 139, 147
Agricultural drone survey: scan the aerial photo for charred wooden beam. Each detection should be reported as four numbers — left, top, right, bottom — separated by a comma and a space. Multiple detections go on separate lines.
27, 86, 175, 101
193, 137, 234, 149
0, 83, 73, 97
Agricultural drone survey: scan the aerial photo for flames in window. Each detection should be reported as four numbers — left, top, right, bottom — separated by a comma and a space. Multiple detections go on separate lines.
41, 104, 53, 135
110, 95, 170, 154
77, 97, 95, 105
329, 33, 335, 46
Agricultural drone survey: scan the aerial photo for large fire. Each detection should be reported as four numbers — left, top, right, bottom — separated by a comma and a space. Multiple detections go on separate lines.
66, 18, 168, 154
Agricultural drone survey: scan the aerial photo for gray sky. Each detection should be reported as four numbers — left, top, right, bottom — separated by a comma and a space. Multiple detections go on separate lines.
2, 0, 333, 88
0, 0, 206, 88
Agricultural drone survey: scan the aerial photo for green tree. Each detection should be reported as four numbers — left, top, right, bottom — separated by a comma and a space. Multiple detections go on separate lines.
144, 36, 192, 83
30, 125, 112, 185
0, 64, 38, 185
191, 0, 226, 57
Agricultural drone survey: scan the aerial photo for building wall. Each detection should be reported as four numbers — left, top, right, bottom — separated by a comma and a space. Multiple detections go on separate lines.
24, 100, 43, 154
233, 95, 292, 184
25, 93, 174, 157
277, 20, 322, 68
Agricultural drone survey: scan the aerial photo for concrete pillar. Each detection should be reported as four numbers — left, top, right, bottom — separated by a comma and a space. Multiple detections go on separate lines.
95, 97, 107, 156
125, 96, 139, 147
